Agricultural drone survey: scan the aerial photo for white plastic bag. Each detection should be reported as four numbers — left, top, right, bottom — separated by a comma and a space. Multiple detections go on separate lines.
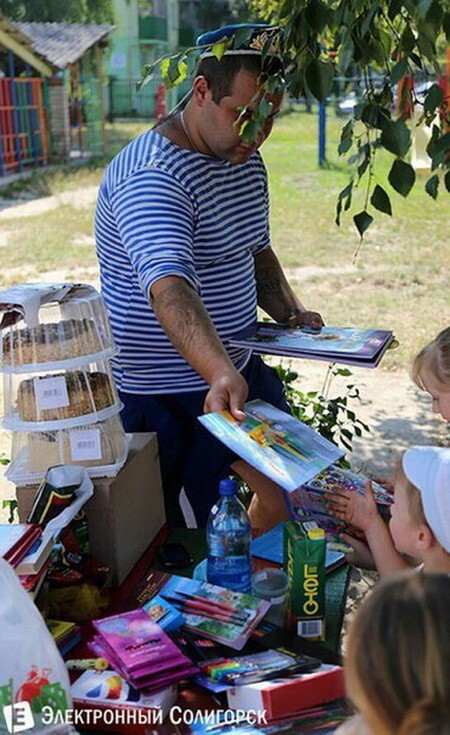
0, 558, 75, 734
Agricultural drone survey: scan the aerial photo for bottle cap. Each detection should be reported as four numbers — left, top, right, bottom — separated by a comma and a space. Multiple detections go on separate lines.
219, 478, 238, 496
307, 528, 325, 540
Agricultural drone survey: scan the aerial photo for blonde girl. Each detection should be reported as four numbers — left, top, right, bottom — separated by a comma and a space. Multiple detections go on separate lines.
337, 573, 450, 735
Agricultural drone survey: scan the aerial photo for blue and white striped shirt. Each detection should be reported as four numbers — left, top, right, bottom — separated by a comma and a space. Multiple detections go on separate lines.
95, 128, 270, 393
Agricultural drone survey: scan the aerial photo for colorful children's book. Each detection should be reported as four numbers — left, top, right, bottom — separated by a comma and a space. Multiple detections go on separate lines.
229, 322, 396, 368
92, 609, 197, 691
137, 570, 270, 651
285, 464, 393, 536
0, 523, 42, 567
251, 524, 346, 573
199, 399, 344, 492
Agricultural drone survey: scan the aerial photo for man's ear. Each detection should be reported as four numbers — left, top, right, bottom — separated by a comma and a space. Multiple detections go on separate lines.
192, 76, 211, 108
416, 523, 435, 551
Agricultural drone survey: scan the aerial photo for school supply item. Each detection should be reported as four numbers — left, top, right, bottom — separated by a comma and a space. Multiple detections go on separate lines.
227, 663, 345, 722
199, 400, 344, 493
250, 523, 346, 573
46, 619, 83, 657
0, 522, 42, 567
71, 670, 176, 734
284, 522, 327, 641
91, 608, 197, 691
206, 477, 252, 593
142, 593, 185, 632
137, 570, 270, 650
229, 322, 396, 368
198, 648, 320, 687
251, 568, 288, 627
189, 699, 353, 733
0, 558, 74, 735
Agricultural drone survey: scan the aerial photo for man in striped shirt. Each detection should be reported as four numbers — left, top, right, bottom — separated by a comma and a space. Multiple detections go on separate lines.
95, 25, 324, 526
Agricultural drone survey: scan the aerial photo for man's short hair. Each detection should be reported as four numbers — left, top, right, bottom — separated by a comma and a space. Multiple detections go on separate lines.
196, 54, 284, 104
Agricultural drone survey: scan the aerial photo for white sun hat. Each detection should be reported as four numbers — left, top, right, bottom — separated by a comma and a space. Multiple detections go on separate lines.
403, 446, 450, 553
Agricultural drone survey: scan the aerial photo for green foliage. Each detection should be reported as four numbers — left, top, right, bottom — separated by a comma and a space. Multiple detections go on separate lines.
250, 0, 449, 238
0, 0, 114, 23
2, 499, 18, 525
274, 363, 370, 458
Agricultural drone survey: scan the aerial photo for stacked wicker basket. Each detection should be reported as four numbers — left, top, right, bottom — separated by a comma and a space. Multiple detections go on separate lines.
0, 284, 127, 485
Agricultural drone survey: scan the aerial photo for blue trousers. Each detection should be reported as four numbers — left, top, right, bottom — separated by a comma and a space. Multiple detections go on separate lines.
119, 355, 290, 527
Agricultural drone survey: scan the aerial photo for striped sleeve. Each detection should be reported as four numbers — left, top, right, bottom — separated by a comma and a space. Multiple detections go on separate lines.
110, 167, 201, 299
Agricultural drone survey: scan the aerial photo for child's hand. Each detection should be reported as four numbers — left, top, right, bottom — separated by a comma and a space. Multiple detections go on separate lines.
339, 532, 377, 570
373, 477, 394, 494
325, 481, 379, 533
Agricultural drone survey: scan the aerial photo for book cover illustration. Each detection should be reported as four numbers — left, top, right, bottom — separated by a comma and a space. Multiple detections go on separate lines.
142, 594, 185, 632
285, 464, 393, 536
229, 323, 395, 367
92, 609, 182, 673
199, 399, 344, 493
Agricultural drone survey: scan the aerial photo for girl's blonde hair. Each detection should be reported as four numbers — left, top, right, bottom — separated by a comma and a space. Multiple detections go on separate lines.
412, 327, 450, 391
395, 458, 427, 527
345, 573, 450, 735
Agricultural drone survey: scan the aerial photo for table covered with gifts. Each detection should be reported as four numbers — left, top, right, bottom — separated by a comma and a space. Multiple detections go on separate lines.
0, 283, 359, 735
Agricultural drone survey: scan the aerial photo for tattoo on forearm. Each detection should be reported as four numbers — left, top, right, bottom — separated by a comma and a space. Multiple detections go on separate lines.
152, 281, 222, 359
255, 268, 283, 296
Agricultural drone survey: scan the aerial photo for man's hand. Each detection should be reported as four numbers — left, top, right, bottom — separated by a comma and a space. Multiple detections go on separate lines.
325, 481, 380, 533
204, 366, 248, 420
287, 309, 324, 330
254, 248, 324, 329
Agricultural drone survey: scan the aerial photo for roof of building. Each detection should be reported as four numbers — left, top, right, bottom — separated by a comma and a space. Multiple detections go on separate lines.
14, 21, 114, 69
0, 13, 55, 75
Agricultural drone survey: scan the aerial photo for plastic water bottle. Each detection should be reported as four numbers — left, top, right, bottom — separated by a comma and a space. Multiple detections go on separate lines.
206, 478, 252, 593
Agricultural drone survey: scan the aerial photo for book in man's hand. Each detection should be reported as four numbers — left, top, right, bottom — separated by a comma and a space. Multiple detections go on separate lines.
229, 322, 396, 368
199, 399, 344, 493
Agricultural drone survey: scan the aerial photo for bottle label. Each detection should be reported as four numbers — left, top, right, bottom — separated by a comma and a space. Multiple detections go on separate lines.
207, 556, 251, 593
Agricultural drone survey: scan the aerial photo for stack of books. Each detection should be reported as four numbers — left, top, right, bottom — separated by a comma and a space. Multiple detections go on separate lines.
90, 608, 198, 691
0, 523, 54, 598
47, 619, 82, 656
229, 322, 396, 368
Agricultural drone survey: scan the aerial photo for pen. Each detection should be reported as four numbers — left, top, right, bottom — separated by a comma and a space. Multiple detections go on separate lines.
174, 590, 250, 620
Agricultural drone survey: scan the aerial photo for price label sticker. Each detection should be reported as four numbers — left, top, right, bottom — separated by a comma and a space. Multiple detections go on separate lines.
34, 375, 70, 411
69, 429, 102, 461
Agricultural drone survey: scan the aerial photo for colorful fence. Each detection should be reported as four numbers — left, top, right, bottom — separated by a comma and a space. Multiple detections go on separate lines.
0, 77, 49, 176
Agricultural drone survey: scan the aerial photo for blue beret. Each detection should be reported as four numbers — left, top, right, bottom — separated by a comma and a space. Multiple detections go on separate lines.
196, 24, 283, 58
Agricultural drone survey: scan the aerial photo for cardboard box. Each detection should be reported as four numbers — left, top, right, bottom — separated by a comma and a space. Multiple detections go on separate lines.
15, 433, 166, 585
